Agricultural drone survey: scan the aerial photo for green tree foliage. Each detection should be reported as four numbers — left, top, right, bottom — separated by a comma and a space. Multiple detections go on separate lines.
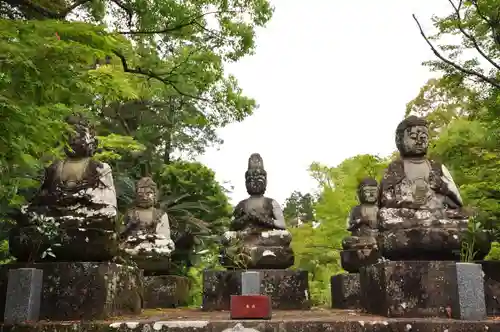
290, 154, 390, 305
0, 0, 274, 204
157, 160, 231, 275
410, 0, 500, 236
283, 191, 316, 226
0, 0, 272, 282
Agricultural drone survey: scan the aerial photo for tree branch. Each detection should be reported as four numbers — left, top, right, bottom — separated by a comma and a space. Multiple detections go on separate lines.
2, 0, 59, 18
447, 0, 500, 71
470, 0, 500, 47
112, 50, 212, 103
108, 0, 134, 27
58, 0, 92, 18
2, 0, 92, 19
412, 14, 500, 89
116, 10, 236, 35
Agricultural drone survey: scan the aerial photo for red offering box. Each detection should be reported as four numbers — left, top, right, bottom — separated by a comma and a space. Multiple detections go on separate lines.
230, 295, 272, 320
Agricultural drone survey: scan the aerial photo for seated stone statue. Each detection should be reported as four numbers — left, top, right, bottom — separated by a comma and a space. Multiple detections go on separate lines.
120, 177, 175, 275
341, 178, 381, 272
378, 116, 489, 260
9, 114, 119, 262
221, 153, 294, 269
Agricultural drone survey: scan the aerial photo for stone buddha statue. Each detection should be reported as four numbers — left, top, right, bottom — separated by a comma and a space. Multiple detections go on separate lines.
9, 114, 119, 262
120, 177, 175, 275
378, 116, 489, 260
221, 153, 294, 269
341, 178, 382, 272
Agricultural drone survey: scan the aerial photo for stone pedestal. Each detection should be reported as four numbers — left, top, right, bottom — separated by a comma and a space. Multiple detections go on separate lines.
9, 226, 119, 262
0, 262, 142, 321
202, 269, 309, 311
143, 275, 189, 309
220, 246, 294, 270
378, 227, 464, 261
340, 249, 380, 273
330, 273, 361, 309
477, 260, 500, 316
360, 261, 486, 318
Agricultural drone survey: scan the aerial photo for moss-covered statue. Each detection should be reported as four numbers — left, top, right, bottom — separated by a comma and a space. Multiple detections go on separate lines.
120, 177, 175, 275
378, 116, 490, 260
9, 114, 119, 261
220, 153, 294, 269
341, 178, 381, 272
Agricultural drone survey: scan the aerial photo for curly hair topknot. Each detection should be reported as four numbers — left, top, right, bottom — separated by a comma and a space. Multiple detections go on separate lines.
136, 177, 158, 193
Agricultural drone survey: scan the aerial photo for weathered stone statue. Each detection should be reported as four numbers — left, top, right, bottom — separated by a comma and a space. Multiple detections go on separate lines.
340, 178, 381, 272
9, 114, 119, 262
120, 177, 175, 275
221, 153, 294, 269
378, 115, 488, 260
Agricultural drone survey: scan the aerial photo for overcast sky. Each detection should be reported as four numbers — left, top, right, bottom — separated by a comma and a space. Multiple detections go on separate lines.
197, 0, 452, 205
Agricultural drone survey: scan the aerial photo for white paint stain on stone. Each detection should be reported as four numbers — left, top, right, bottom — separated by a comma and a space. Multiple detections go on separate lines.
152, 321, 209, 330
262, 250, 275, 257
222, 323, 260, 332
125, 322, 140, 329
370, 321, 389, 325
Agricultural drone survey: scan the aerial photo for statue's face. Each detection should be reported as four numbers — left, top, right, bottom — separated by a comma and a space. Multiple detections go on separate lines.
361, 185, 378, 204
245, 169, 267, 195
402, 125, 428, 156
136, 186, 156, 208
66, 125, 95, 158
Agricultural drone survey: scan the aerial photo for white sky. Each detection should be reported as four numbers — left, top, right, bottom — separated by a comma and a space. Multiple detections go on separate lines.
197, 0, 452, 205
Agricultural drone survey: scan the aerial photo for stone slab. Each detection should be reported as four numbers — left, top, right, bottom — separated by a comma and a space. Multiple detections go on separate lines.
143, 275, 189, 309
452, 263, 486, 320
330, 273, 361, 309
0, 262, 142, 321
241, 271, 261, 295
4, 268, 43, 324
360, 261, 460, 317
477, 260, 500, 316
2, 309, 500, 332
202, 269, 310, 311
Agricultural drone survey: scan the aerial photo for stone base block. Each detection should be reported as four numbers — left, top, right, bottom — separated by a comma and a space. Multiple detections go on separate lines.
9, 226, 119, 262
379, 228, 464, 261
0, 262, 142, 321
330, 273, 361, 309
477, 260, 500, 316
202, 269, 310, 311
360, 260, 485, 318
340, 249, 380, 273
221, 246, 294, 269
143, 275, 189, 309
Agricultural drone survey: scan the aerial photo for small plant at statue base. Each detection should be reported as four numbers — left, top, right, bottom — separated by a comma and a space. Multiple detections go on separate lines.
226, 237, 252, 270
461, 217, 483, 262
32, 216, 63, 261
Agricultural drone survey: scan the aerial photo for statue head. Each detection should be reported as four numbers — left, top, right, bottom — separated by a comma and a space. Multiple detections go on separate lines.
245, 153, 267, 196
395, 116, 429, 157
64, 114, 98, 158
357, 178, 378, 204
135, 177, 158, 208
